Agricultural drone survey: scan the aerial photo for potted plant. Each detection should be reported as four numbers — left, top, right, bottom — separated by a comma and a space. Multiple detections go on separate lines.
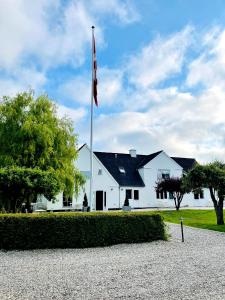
82, 193, 90, 212
122, 195, 131, 211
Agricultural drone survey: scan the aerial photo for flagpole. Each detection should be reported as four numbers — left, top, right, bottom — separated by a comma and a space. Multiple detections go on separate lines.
89, 26, 95, 212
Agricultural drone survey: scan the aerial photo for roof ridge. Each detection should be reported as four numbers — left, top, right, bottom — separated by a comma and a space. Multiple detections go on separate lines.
136, 150, 163, 169
94, 150, 163, 156
171, 156, 196, 160
78, 143, 86, 151
94, 151, 147, 157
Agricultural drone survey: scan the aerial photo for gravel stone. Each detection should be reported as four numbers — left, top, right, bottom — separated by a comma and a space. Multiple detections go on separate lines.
1, 224, 225, 299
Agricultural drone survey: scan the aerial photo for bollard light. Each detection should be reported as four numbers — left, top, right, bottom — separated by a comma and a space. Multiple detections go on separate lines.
180, 217, 184, 242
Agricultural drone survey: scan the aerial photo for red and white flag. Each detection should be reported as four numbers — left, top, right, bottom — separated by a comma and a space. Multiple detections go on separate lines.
93, 32, 98, 106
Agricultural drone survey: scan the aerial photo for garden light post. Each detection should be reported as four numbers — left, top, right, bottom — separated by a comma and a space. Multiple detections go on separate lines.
180, 217, 184, 242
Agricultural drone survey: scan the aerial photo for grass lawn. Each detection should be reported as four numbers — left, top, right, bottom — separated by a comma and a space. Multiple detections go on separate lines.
154, 209, 225, 232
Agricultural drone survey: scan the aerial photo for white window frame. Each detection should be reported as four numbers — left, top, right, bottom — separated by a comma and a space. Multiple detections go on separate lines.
157, 169, 170, 180
126, 189, 132, 199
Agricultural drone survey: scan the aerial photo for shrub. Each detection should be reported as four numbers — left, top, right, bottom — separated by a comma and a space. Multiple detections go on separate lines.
124, 196, 129, 206
0, 167, 61, 213
0, 212, 166, 250
83, 193, 88, 207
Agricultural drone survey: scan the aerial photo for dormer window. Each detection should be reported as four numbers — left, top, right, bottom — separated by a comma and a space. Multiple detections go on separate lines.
157, 169, 170, 180
119, 166, 126, 174
162, 173, 170, 179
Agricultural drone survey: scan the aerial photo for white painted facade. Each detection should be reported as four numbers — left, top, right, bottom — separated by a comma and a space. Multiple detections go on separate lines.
41, 144, 212, 211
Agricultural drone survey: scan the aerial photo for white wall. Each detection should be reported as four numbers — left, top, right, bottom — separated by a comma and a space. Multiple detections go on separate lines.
42, 147, 213, 211
37, 192, 66, 211
119, 186, 144, 208
76, 145, 119, 210
47, 192, 64, 211
137, 151, 182, 207
181, 189, 211, 207
136, 151, 212, 208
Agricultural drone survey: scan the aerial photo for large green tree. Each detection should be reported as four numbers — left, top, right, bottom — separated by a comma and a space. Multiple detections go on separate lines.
184, 162, 225, 225
0, 91, 84, 211
0, 167, 61, 213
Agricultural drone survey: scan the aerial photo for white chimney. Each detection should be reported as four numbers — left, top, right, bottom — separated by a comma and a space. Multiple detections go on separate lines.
129, 149, 136, 158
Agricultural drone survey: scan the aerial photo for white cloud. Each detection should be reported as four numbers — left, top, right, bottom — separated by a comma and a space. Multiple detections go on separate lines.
88, 0, 140, 24
187, 28, 225, 89
85, 83, 225, 163
60, 75, 91, 106
98, 68, 124, 105
0, 68, 46, 98
0, 79, 24, 98
59, 67, 124, 106
59, 26, 193, 109
0, 0, 57, 70
0, 0, 138, 103
50, 24, 225, 163
1, 1, 225, 164
0, 0, 97, 71
77, 25, 225, 163
57, 104, 87, 125
127, 26, 193, 89
0, 0, 138, 72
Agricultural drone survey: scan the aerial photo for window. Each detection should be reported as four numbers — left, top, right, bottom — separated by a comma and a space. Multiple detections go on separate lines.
157, 169, 170, 180
194, 193, 199, 199
169, 192, 173, 199
156, 190, 167, 199
162, 173, 170, 179
63, 193, 72, 207
119, 166, 126, 174
98, 168, 102, 175
126, 189, 132, 199
194, 190, 204, 199
156, 190, 160, 199
134, 190, 139, 200
200, 190, 204, 199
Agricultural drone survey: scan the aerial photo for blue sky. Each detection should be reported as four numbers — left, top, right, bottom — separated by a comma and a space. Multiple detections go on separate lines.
1, 0, 225, 162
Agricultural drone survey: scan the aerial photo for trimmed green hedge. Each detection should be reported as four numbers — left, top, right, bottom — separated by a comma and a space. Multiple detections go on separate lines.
0, 212, 167, 250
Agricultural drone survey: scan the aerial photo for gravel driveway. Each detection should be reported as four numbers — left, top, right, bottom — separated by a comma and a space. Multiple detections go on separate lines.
1, 224, 225, 300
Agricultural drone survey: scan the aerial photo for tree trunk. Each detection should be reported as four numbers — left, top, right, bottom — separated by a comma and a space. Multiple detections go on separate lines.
173, 196, 177, 210
177, 194, 184, 211
174, 193, 183, 211
215, 199, 224, 225
174, 197, 180, 211
209, 187, 224, 225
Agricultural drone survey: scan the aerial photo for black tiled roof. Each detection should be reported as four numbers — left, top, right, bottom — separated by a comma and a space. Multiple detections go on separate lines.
91, 149, 196, 186
94, 152, 146, 187
136, 150, 163, 168
171, 157, 196, 172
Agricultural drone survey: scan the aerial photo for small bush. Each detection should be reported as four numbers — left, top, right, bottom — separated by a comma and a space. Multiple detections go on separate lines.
124, 196, 130, 206
0, 212, 167, 250
83, 193, 88, 207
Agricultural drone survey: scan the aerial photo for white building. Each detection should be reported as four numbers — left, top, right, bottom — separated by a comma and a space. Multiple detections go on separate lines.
39, 144, 212, 211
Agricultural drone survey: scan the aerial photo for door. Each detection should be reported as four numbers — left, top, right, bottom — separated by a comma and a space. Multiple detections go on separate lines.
96, 191, 104, 210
